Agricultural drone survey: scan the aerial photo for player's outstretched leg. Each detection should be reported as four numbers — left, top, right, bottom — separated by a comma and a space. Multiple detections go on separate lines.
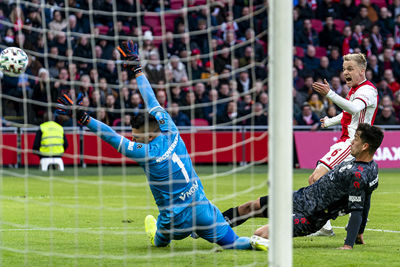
145, 215, 157, 246
250, 235, 269, 251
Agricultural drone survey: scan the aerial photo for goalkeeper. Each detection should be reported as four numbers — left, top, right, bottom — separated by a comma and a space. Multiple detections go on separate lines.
57, 41, 266, 251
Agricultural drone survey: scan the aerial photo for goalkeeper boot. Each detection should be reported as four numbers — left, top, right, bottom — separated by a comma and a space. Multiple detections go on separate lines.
145, 215, 157, 246
250, 235, 269, 251
307, 228, 335, 237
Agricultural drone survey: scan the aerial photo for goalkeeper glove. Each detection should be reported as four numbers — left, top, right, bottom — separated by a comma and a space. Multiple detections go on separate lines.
117, 40, 142, 75
57, 94, 91, 125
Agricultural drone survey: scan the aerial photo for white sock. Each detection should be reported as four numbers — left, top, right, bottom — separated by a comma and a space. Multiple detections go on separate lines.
322, 220, 332, 231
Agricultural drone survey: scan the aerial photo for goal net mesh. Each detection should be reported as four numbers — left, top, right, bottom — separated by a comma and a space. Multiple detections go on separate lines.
0, 0, 268, 265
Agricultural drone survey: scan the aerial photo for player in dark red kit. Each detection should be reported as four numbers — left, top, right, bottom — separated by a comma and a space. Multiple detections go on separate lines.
223, 123, 384, 250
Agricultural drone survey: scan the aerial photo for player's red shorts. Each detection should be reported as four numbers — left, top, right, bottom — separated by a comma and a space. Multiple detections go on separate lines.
319, 140, 353, 170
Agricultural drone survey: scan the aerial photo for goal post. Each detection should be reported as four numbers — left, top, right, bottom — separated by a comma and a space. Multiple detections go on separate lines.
268, 0, 293, 266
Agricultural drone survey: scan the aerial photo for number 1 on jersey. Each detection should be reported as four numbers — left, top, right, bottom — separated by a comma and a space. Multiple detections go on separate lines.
172, 152, 190, 183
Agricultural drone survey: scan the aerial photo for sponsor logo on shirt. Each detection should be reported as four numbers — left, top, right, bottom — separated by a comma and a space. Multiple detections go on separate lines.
179, 180, 199, 201
349, 195, 362, 202
339, 164, 353, 173
127, 141, 135, 151
369, 176, 378, 187
156, 134, 179, 163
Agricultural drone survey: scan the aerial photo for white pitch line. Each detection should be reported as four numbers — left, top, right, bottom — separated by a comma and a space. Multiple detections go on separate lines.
333, 226, 400, 234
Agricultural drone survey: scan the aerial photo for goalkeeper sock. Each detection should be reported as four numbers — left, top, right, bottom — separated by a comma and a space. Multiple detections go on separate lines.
222, 207, 248, 227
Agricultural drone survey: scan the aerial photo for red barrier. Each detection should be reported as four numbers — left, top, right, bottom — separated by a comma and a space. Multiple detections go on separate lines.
244, 131, 268, 163
20, 133, 80, 165
181, 132, 243, 163
0, 133, 18, 165
83, 132, 136, 165
294, 131, 400, 168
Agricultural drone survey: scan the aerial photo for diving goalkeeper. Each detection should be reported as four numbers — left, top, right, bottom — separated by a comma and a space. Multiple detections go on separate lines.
57, 41, 266, 251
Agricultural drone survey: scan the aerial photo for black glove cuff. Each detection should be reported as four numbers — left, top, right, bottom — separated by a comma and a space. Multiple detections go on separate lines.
77, 111, 91, 126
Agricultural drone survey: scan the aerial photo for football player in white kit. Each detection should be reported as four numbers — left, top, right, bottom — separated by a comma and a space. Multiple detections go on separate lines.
310, 52, 378, 235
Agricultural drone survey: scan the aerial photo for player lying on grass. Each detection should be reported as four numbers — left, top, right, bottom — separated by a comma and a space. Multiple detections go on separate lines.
310, 53, 378, 236
57, 41, 266, 251
223, 124, 383, 249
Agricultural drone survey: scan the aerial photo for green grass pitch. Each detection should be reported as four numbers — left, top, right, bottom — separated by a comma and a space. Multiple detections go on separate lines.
0, 166, 399, 266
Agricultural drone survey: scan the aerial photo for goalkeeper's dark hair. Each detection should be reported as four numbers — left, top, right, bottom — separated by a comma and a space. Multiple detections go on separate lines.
130, 113, 160, 132
357, 123, 384, 154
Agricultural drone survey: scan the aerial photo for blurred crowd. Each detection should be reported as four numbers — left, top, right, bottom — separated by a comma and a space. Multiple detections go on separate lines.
293, 0, 400, 128
0, 0, 268, 128
1, 0, 399, 130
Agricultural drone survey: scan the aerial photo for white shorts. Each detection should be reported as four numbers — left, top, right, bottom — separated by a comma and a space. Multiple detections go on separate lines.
319, 141, 353, 170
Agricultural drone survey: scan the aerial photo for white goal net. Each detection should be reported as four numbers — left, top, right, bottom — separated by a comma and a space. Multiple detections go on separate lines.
0, 0, 268, 265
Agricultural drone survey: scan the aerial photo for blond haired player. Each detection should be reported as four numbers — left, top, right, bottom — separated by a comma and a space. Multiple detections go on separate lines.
310, 52, 378, 235
221, 54, 379, 239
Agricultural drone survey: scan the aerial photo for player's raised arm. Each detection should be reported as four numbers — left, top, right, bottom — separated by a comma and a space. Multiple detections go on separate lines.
117, 41, 178, 133
312, 79, 366, 115
117, 41, 160, 112
57, 94, 146, 161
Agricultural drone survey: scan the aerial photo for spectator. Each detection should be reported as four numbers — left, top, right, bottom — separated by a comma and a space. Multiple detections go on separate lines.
242, 28, 265, 62
389, 0, 400, 18
378, 7, 395, 37
374, 106, 399, 125
156, 90, 168, 108
159, 31, 178, 60
319, 16, 341, 49
248, 102, 268, 126
96, 107, 111, 125
169, 102, 191, 126
296, 75, 313, 106
360, 0, 379, 23
293, 67, 305, 90
144, 51, 165, 85
367, 54, 384, 83
296, 0, 314, 20
351, 5, 373, 32
214, 45, 232, 74
303, 45, 320, 72
49, 10, 68, 33
236, 71, 252, 94
383, 69, 400, 94
326, 104, 338, 118
325, 47, 340, 75
217, 101, 239, 125
105, 94, 120, 125
316, 0, 340, 21
295, 103, 320, 131
335, 26, 358, 55
381, 47, 394, 70
203, 89, 224, 124
182, 90, 204, 119
377, 79, 395, 101
370, 24, 384, 54
314, 56, 334, 80
339, 0, 358, 21
308, 93, 325, 117
116, 114, 132, 127
393, 91, 400, 118
239, 46, 254, 68
330, 76, 343, 95
129, 92, 143, 116
166, 55, 188, 83
188, 49, 204, 81
32, 68, 58, 123
295, 19, 319, 48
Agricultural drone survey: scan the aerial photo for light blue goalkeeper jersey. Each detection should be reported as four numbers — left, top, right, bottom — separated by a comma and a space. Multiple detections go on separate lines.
86, 75, 205, 217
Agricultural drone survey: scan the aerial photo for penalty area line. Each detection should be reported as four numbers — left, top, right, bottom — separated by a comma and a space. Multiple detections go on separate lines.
333, 226, 400, 234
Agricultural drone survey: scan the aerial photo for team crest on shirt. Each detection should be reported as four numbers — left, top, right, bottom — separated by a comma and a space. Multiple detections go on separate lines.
159, 119, 165, 124
137, 144, 143, 149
